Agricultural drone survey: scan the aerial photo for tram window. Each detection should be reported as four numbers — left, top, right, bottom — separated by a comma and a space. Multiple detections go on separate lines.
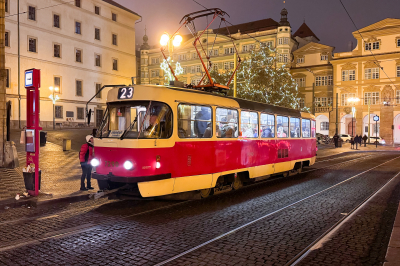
290, 117, 301, 138
311, 120, 316, 138
276, 116, 289, 138
241, 111, 258, 138
178, 104, 212, 138
302, 119, 311, 138
260, 114, 275, 138
104, 101, 172, 139
216, 108, 238, 138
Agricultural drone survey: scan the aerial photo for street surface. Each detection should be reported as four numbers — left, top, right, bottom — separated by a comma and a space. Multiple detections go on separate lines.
0, 151, 399, 265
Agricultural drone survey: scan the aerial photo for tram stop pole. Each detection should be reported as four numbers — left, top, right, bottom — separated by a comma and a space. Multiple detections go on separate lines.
25, 69, 41, 196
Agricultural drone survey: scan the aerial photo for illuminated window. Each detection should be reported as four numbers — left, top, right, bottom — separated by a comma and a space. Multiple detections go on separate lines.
365, 68, 379, 79
342, 70, 356, 81
241, 111, 258, 138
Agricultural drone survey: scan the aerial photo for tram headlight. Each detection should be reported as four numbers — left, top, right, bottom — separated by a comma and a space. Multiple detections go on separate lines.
91, 158, 100, 167
156, 155, 161, 169
123, 160, 134, 170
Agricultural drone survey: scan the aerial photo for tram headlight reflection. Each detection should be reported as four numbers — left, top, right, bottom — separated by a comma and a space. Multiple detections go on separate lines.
91, 158, 100, 167
123, 161, 134, 170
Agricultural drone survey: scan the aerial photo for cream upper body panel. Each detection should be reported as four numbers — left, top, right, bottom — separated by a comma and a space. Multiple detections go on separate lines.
106, 85, 240, 109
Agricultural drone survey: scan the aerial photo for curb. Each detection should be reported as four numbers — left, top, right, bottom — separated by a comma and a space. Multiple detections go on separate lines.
0, 193, 95, 211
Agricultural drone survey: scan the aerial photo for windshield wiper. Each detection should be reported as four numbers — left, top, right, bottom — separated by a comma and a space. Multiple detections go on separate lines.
120, 117, 138, 140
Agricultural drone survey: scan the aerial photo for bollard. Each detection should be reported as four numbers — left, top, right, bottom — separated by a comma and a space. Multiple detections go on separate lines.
63, 139, 71, 151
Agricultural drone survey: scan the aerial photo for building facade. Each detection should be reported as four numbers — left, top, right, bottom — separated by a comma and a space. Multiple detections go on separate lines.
331, 18, 400, 143
5, 0, 140, 128
291, 23, 334, 135
139, 9, 297, 86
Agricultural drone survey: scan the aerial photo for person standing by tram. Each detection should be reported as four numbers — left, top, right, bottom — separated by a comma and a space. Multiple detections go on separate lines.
79, 135, 94, 191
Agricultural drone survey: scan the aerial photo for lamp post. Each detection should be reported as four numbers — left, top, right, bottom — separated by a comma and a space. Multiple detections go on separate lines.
347, 97, 360, 137
160, 32, 182, 83
48, 86, 59, 130
348, 97, 373, 143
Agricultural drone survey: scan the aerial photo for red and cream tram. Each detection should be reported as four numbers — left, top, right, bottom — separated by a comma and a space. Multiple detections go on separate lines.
91, 85, 316, 198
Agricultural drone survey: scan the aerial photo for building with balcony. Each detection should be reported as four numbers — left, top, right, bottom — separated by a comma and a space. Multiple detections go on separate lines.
138, 9, 297, 86
290, 23, 334, 136
330, 18, 400, 143
5, 0, 140, 128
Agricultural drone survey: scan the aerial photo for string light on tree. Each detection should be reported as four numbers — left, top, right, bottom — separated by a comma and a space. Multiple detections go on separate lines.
160, 57, 183, 85
209, 44, 305, 110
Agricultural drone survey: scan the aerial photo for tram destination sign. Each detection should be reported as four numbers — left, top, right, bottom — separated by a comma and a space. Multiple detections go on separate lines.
118, 87, 134, 99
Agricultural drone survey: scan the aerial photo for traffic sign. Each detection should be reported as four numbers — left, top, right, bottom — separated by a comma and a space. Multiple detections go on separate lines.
373, 115, 379, 122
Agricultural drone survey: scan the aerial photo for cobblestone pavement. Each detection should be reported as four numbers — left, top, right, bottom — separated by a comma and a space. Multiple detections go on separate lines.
0, 129, 97, 200
0, 152, 399, 265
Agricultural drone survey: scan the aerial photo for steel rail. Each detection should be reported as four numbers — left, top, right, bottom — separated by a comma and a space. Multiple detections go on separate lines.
0, 153, 371, 227
286, 170, 400, 266
0, 153, 382, 253
153, 155, 400, 266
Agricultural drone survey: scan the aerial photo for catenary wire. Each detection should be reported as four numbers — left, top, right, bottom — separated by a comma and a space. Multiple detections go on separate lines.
339, 0, 399, 90
2, 0, 74, 18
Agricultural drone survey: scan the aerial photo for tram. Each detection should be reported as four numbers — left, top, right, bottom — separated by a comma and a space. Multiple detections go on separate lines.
91, 85, 317, 198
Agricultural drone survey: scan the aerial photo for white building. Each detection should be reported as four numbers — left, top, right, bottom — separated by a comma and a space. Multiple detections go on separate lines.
5, 0, 140, 128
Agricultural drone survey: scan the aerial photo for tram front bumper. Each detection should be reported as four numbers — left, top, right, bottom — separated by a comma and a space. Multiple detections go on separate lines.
92, 172, 171, 184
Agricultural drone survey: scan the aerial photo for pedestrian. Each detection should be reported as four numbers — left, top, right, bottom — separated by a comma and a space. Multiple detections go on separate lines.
358, 135, 363, 147
79, 135, 94, 191
363, 135, 368, 147
355, 135, 359, 149
350, 137, 355, 149
333, 134, 339, 148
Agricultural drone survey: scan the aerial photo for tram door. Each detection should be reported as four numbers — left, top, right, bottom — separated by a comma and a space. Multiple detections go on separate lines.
96, 109, 104, 128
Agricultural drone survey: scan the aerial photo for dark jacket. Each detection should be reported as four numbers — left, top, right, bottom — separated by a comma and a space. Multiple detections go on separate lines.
194, 108, 211, 136
79, 143, 93, 163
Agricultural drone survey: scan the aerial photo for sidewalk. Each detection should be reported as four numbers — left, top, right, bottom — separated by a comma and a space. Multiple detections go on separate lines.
0, 129, 97, 207
317, 142, 400, 158
384, 204, 400, 266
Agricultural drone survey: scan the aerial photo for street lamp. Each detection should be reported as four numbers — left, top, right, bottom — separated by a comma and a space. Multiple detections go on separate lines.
348, 97, 372, 143
48, 86, 60, 130
347, 97, 360, 137
159, 32, 182, 83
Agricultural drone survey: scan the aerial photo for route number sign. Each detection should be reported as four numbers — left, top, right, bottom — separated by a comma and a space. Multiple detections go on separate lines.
118, 87, 134, 99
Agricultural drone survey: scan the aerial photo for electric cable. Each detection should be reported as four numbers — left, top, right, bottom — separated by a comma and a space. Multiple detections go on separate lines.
339, 0, 399, 90
3, 1, 74, 18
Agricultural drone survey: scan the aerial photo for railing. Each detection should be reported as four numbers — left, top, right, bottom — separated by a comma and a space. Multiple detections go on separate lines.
315, 106, 333, 113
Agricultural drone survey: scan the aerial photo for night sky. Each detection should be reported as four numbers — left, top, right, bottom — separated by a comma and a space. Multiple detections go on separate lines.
114, 0, 400, 52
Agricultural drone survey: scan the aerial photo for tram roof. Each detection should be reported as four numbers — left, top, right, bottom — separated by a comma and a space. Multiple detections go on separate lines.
108, 85, 303, 118
166, 86, 302, 118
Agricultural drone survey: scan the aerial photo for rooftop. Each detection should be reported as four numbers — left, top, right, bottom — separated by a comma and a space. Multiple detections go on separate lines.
293, 22, 320, 41
102, 0, 141, 17
213, 18, 280, 35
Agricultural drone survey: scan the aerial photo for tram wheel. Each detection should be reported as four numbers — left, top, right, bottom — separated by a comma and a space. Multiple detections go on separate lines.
232, 176, 243, 190
282, 171, 290, 178
200, 188, 214, 198
296, 167, 303, 174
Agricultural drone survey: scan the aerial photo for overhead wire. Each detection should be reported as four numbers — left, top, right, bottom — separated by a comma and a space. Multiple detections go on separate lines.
2, 0, 75, 18
339, 0, 398, 90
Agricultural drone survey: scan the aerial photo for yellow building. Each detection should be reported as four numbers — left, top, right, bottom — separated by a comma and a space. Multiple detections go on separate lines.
291, 22, 334, 135
331, 18, 400, 144
139, 9, 296, 86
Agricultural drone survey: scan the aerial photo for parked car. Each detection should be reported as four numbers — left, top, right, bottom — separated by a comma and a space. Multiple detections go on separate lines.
316, 133, 325, 144
370, 136, 386, 144
339, 134, 352, 142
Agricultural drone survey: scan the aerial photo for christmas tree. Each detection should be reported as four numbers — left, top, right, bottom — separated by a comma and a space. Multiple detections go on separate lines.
210, 45, 304, 110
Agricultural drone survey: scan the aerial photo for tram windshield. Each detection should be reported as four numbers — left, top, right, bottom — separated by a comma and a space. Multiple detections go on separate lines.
98, 101, 173, 139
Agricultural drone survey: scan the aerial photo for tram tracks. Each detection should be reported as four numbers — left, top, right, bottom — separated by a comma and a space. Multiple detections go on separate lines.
285, 170, 400, 266
153, 155, 400, 266
0, 152, 380, 254
0, 153, 367, 228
